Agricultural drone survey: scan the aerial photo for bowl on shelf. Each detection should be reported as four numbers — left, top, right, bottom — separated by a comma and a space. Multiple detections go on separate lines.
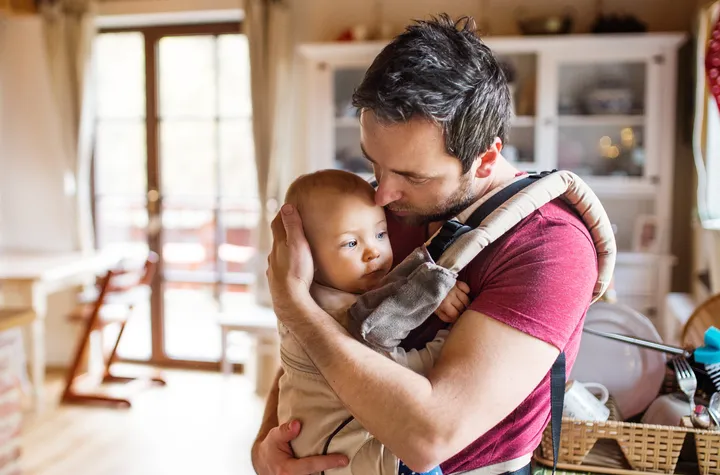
584, 87, 634, 115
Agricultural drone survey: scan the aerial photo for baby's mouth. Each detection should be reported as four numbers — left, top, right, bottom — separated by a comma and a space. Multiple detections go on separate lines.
364, 268, 386, 277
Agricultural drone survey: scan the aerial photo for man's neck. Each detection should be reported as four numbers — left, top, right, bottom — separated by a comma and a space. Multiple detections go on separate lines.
427, 161, 520, 236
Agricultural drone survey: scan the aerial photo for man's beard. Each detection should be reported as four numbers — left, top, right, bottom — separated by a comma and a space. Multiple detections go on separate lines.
388, 175, 479, 226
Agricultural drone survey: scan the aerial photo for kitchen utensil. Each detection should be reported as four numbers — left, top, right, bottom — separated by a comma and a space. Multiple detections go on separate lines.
582, 327, 693, 358
691, 404, 712, 429
672, 357, 698, 413
708, 392, 720, 429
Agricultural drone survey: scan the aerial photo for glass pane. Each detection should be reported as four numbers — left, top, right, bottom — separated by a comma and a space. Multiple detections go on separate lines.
505, 121, 535, 164
219, 202, 259, 276
558, 124, 645, 177
94, 195, 148, 253
96, 32, 145, 119
220, 119, 256, 199
334, 68, 365, 119
557, 62, 646, 116
159, 36, 216, 118
161, 121, 216, 196
164, 282, 220, 361
95, 122, 147, 195
218, 34, 252, 118
497, 53, 537, 117
162, 197, 217, 275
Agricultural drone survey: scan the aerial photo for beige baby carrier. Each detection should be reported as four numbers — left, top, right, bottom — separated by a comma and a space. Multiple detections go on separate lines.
279, 170, 617, 475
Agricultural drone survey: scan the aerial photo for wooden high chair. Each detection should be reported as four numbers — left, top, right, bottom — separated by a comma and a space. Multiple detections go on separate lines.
62, 252, 166, 408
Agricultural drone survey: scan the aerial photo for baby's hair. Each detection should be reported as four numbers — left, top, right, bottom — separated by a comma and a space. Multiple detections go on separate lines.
285, 169, 375, 213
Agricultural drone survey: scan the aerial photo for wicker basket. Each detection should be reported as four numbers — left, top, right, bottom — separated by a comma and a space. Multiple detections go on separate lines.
536, 417, 720, 475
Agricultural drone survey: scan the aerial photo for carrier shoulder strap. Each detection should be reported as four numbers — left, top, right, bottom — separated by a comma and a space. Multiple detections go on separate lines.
426, 170, 556, 261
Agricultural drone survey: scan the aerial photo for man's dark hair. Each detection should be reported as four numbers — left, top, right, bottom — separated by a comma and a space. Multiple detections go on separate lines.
352, 14, 511, 174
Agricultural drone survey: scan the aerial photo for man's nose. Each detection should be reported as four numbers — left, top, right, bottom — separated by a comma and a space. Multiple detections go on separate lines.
374, 177, 401, 207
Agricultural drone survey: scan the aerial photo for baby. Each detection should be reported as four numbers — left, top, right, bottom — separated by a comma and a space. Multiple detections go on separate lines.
276, 169, 468, 475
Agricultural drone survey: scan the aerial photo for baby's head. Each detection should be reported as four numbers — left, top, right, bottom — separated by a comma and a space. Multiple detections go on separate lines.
285, 170, 393, 294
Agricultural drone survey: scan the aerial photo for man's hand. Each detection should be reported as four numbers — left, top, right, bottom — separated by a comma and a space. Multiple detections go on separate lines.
267, 204, 315, 317
435, 281, 470, 323
252, 420, 349, 475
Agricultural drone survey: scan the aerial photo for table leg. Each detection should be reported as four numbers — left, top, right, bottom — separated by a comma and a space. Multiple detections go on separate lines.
221, 327, 231, 376
1, 280, 46, 413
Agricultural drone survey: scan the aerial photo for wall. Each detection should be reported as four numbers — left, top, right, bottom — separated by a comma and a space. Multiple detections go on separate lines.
0, 17, 83, 366
290, 0, 697, 43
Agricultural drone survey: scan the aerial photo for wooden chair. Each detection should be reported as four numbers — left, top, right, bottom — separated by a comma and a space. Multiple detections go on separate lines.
681, 292, 720, 349
62, 252, 165, 408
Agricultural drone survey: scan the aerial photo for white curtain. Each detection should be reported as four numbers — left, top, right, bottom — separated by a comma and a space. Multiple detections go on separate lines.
693, 0, 720, 294
245, 0, 294, 307
39, 0, 97, 253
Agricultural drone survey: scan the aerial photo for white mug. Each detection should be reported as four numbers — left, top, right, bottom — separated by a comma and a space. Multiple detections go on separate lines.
563, 380, 611, 421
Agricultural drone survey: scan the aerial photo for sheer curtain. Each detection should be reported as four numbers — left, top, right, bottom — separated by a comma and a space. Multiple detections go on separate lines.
39, 0, 97, 253
245, 0, 295, 306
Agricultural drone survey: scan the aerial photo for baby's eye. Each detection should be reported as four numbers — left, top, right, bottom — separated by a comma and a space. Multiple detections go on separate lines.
376, 231, 387, 240
342, 240, 358, 249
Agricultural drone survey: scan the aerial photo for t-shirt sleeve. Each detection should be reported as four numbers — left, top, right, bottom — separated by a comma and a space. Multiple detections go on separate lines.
467, 212, 598, 351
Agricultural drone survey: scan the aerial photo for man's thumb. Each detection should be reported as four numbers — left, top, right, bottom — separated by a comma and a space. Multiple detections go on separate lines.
280, 204, 304, 242
277, 420, 301, 442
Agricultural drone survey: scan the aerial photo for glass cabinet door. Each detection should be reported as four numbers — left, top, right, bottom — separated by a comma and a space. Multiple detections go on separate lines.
333, 67, 373, 179
553, 60, 649, 179
498, 52, 539, 170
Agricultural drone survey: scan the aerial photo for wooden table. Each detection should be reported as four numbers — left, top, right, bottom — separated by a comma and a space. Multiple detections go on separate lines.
0, 250, 114, 412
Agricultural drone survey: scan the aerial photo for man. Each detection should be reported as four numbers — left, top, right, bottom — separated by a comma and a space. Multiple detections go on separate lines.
252, 14, 598, 475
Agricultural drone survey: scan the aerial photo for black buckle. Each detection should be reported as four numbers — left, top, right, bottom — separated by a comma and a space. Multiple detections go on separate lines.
426, 220, 472, 261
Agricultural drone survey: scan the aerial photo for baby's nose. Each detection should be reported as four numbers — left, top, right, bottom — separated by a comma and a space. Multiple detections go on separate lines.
364, 247, 380, 261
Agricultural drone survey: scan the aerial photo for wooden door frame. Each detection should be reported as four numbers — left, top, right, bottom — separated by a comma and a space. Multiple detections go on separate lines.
95, 21, 245, 371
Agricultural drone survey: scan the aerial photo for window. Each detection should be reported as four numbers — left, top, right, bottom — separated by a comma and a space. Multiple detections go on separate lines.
93, 23, 257, 365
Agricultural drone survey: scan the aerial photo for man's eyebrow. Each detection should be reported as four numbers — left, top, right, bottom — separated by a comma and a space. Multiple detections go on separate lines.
359, 144, 431, 180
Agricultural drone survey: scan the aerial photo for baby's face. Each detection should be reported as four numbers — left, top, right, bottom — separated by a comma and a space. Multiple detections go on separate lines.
304, 190, 393, 294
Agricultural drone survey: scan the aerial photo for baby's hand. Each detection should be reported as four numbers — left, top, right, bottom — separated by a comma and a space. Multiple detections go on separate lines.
436, 281, 471, 323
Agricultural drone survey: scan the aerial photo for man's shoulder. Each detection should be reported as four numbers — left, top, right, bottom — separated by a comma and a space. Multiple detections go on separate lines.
464, 198, 597, 280
508, 198, 595, 249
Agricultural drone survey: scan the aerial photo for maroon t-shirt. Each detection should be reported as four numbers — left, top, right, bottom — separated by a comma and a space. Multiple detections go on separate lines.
387, 199, 598, 473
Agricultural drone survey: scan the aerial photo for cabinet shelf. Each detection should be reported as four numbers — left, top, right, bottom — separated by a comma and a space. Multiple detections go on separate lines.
558, 115, 645, 127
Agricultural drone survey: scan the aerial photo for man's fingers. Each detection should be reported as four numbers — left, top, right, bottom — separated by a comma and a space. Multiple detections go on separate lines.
280, 204, 306, 246
271, 420, 302, 444
270, 212, 287, 242
286, 454, 349, 474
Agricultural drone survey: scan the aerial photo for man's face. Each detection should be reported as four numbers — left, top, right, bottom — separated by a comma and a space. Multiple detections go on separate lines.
359, 110, 495, 225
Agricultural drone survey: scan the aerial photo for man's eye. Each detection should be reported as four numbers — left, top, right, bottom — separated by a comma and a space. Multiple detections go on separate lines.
405, 176, 429, 185
342, 240, 358, 249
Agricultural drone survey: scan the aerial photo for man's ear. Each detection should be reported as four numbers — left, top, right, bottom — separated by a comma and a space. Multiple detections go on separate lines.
474, 138, 503, 179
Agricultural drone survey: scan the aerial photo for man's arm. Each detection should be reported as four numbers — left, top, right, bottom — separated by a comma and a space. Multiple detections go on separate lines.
282, 292, 558, 472
267, 204, 596, 472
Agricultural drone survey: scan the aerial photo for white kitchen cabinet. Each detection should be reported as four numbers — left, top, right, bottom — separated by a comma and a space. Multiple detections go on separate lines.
296, 33, 687, 341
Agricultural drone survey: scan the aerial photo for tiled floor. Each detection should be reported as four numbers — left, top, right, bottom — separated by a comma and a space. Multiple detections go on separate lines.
21, 369, 264, 475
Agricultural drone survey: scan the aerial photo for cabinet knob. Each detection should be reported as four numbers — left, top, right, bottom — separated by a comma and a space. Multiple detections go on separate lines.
543, 117, 555, 126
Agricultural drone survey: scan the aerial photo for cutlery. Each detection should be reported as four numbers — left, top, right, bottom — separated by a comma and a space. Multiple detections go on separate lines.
673, 357, 698, 414
583, 327, 693, 358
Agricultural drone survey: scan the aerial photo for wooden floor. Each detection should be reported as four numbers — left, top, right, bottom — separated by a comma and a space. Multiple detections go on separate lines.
21, 368, 264, 475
